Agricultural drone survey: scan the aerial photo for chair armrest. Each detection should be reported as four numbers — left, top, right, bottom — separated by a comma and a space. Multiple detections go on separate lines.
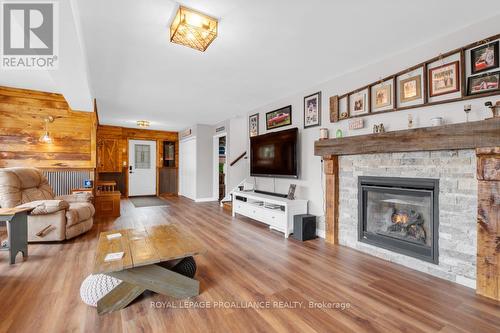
55, 192, 93, 203
16, 200, 70, 216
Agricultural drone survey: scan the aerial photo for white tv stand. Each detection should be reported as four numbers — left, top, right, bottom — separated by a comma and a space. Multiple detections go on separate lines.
232, 190, 308, 238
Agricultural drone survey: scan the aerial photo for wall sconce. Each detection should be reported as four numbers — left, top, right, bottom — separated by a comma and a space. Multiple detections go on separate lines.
39, 116, 54, 144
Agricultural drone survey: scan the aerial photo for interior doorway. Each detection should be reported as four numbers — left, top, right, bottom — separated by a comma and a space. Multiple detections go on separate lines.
213, 133, 227, 202
128, 139, 157, 196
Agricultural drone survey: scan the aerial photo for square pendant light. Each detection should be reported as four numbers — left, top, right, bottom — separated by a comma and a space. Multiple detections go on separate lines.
170, 6, 218, 52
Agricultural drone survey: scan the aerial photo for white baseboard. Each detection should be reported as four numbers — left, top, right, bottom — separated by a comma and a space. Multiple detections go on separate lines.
195, 197, 218, 203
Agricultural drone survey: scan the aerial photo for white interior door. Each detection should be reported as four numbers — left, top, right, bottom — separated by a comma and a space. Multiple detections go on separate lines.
179, 138, 196, 200
128, 140, 156, 196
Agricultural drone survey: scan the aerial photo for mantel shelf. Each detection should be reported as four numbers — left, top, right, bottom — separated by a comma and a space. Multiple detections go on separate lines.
314, 118, 500, 157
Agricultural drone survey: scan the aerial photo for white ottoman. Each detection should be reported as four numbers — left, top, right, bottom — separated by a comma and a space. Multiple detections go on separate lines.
80, 274, 122, 307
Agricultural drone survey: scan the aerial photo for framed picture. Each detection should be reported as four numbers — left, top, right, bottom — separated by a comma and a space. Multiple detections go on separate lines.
349, 90, 368, 116
428, 61, 460, 97
400, 75, 422, 102
470, 41, 499, 75
374, 85, 391, 108
467, 71, 500, 95
266, 105, 292, 130
304, 91, 321, 128
249, 113, 259, 137
339, 95, 348, 119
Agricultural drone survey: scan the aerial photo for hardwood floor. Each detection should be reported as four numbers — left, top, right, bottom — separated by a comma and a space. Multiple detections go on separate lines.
0, 197, 499, 333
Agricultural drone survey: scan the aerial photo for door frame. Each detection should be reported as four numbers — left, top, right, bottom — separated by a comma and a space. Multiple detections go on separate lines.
127, 139, 158, 197
212, 132, 227, 201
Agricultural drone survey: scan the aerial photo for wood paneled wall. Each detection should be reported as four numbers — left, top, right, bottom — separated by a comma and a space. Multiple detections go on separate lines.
97, 125, 178, 196
0, 86, 96, 169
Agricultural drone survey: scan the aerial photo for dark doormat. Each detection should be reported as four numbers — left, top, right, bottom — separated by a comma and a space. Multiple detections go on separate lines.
129, 196, 168, 208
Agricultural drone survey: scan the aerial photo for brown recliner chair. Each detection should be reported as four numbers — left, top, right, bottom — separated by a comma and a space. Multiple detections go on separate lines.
0, 167, 95, 241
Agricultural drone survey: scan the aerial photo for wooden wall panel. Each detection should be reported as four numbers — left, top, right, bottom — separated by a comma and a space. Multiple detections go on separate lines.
97, 125, 178, 196
0, 86, 96, 169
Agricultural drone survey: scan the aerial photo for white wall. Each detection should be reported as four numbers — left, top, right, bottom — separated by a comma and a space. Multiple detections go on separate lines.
179, 137, 196, 200
179, 124, 214, 201
227, 116, 248, 191
195, 125, 214, 200
236, 15, 500, 236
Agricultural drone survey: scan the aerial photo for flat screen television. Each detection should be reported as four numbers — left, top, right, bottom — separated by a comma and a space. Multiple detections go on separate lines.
250, 127, 298, 178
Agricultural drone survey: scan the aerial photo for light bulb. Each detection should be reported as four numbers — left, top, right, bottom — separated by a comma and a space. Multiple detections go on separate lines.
40, 132, 52, 144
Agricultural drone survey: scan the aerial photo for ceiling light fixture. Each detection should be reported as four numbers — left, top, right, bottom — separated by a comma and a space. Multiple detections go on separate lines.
170, 6, 218, 52
137, 120, 150, 128
39, 116, 54, 144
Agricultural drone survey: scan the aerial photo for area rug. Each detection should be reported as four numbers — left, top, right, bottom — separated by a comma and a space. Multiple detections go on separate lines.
129, 196, 168, 208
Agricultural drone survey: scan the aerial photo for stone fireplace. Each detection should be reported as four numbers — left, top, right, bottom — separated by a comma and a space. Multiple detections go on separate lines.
338, 150, 477, 288
315, 118, 499, 299
358, 176, 439, 264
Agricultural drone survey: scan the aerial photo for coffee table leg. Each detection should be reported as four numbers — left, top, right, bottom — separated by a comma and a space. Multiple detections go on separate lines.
97, 281, 146, 315
109, 264, 200, 299
97, 262, 200, 314
8, 212, 28, 264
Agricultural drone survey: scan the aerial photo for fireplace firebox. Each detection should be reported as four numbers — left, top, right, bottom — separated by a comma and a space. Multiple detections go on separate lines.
358, 177, 439, 264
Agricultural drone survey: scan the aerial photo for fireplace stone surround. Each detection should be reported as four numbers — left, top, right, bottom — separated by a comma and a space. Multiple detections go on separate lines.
315, 118, 499, 300
339, 150, 477, 288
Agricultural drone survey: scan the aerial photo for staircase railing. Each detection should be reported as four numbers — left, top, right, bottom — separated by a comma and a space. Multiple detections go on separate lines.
229, 151, 247, 166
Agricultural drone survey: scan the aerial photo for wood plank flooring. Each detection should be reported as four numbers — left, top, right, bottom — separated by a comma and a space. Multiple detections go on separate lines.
0, 197, 499, 332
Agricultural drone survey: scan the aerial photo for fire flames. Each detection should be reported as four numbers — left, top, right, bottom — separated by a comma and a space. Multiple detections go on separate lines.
392, 213, 409, 225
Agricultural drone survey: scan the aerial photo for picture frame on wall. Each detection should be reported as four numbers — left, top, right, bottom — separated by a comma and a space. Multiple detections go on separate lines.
303, 91, 321, 128
467, 71, 500, 95
249, 113, 259, 137
400, 75, 422, 103
428, 61, 460, 97
374, 85, 391, 108
349, 89, 369, 116
338, 95, 349, 120
371, 79, 394, 112
470, 41, 499, 75
266, 105, 292, 130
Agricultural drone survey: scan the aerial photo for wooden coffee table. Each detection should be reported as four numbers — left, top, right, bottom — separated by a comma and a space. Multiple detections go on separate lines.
93, 224, 206, 315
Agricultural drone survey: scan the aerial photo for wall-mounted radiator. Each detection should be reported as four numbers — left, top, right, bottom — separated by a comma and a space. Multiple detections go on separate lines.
42, 170, 92, 196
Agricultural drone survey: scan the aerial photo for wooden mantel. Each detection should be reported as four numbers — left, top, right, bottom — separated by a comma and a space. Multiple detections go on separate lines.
315, 118, 500, 301
314, 118, 500, 157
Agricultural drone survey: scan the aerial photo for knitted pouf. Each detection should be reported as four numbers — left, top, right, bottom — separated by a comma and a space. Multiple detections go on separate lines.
80, 274, 122, 307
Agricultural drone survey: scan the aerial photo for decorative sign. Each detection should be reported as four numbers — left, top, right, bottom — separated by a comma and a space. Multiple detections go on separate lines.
215, 126, 225, 133
348, 118, 364, 130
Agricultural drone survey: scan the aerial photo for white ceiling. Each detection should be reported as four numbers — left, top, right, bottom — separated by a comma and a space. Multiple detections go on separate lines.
3, 1, 500, 131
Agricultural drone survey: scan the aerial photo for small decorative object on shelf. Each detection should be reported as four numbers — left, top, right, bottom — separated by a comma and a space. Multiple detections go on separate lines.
287, 184, 296, 200
348, 118, 364, 130
464, 104, 472, 122
335, 129, 343, 138
319, 128, 329, 140
431, 117, 444, 126
408, 114, 414, 128
485, 101, 500, 118
373, 123, 385, 133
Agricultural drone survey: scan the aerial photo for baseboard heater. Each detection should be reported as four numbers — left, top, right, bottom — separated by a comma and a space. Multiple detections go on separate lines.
43, 170, 92, 196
